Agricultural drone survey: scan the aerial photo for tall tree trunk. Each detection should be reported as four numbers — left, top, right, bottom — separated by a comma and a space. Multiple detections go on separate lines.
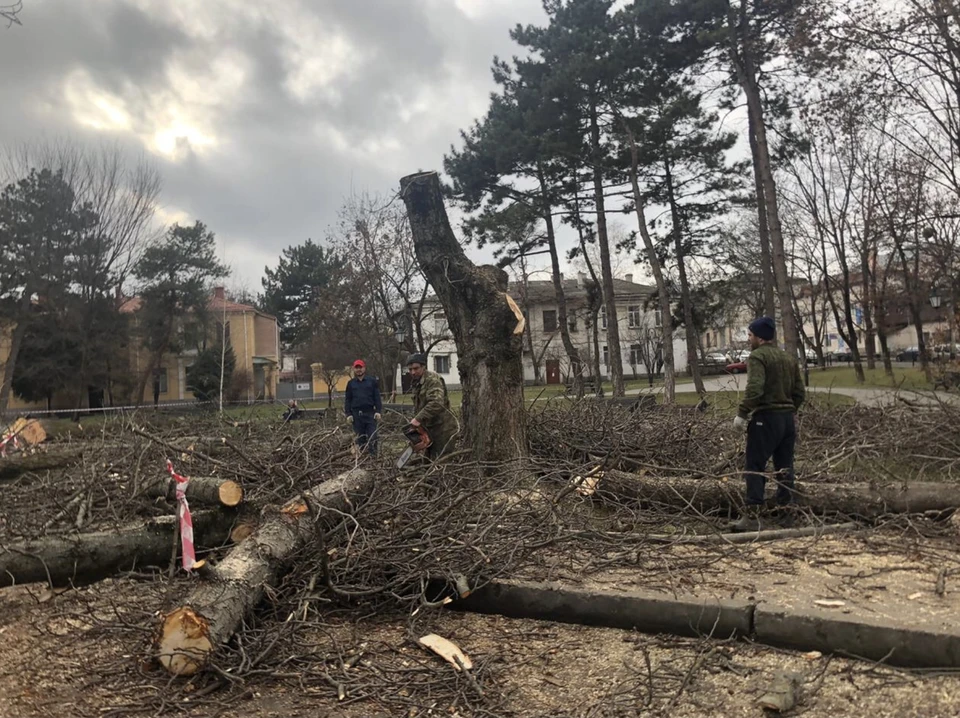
873, 262, 895, 377
589, 101, 625, 397
624, 124, 676, 404
663, 158, 705, 395
574, 181, 605, 394
539, 167, 584, 397
729, 4, 798, 354
0, 289, 35, 412
401, 172, 526, 462
747, 113, 777, 319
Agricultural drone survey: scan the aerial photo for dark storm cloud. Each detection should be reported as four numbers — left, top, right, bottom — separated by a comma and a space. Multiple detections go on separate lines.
1, 0, 546, 285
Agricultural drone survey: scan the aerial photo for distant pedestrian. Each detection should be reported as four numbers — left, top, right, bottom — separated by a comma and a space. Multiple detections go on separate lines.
282, 399, 302, 423
344, 360, 382, 456
731, 317, 806, 531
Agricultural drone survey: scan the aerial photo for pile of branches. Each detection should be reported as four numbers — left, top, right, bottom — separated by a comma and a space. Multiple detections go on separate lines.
528, 399, 960, 484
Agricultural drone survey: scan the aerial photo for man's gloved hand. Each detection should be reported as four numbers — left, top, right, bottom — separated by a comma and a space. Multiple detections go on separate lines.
733, 416, 748, 431
346, 415, 354, 425
374, 413, 382, 421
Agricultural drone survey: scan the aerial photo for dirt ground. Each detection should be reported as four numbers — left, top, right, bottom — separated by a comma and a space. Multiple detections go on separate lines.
3, 574, 960, 718
530, 529, 960, 633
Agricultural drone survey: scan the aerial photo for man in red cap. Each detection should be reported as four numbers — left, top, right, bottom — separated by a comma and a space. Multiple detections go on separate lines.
344, 359, 382, 456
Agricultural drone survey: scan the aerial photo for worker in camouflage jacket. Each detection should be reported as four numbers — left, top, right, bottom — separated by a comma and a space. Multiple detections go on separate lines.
731, 316, 806, 532
406, 353, 458, 460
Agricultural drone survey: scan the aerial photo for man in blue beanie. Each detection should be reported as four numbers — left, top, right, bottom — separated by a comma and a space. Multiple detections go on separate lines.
731, 317, 806, 531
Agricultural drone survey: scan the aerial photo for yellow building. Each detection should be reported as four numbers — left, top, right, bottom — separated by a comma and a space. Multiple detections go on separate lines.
0, 288, 280, 411
121, 287, 280, 404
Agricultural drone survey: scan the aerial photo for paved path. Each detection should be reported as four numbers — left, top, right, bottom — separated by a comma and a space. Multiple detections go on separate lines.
629, 374, 957, 407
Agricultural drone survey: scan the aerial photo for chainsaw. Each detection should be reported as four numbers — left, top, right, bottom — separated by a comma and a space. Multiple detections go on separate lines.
396, 423, 431, 468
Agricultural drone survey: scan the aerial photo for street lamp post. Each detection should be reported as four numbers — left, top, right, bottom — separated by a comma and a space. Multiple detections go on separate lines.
394, 325, 407, 398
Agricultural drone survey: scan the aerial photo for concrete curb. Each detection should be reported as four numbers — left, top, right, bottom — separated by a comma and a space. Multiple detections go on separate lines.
755, 605, 960, 668
451, 578, 960, 669
458, 579, 753, 640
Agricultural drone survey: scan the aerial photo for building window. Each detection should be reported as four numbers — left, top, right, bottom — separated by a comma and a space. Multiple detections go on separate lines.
600, 307, 607, 329
602, 345, 609, 366
628, 305, 641, 328
542, 309, 558, 333
154, 368, 168, 395
568, 317, 578, 333
654, 310, 662, 328
434, 355, 451, 374
629, 344, 641, 365
434, 312, 448, 335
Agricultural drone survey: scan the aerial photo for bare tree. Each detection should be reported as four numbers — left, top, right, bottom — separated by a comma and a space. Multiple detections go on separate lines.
1, 141, 160, 410
1, 1, 22, 27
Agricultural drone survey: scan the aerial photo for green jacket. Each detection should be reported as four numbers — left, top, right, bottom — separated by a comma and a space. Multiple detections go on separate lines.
737, 343, 806, 419
412, 371, 456, 437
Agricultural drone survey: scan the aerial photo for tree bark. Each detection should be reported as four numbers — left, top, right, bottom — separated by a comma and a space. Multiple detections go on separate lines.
664, 157, 705, 394
0, 449, 85, 481
0, 510, 235, 588
594, 469, 960, 518
539, 167, 584, 397
155, 469, 371, 676
589, 102, 626, 397
141, 475, 243, 507
747, 114, 777, 319
624, 124, 676, 403
400, 172, 527, 462
729, 2, 797, 354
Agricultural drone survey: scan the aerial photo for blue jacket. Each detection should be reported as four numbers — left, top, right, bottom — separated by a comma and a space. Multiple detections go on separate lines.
344, 376, 382, 416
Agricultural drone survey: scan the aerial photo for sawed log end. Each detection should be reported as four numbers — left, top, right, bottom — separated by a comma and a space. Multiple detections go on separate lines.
156, 607, 214, 676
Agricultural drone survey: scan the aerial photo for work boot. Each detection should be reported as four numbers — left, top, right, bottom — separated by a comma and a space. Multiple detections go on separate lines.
729, 506, 762, 533
772, 505, 798, 528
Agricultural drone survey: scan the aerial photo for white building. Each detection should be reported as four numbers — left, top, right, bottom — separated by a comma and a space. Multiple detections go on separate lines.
397, 273, 688, 389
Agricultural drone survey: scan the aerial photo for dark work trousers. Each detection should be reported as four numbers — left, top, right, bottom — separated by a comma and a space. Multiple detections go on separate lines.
744, 411, 797, 506
352, 411, 378, 456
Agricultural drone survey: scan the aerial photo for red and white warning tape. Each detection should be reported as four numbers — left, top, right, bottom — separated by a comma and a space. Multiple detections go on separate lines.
166, 459, 196, 571
0, 432, 20, 458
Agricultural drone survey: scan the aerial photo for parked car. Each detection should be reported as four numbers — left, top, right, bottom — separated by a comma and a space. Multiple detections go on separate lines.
725, 360, 748, 374
828, 350, 854, 363
932, 344, 959, 360
704, 351, 730, 364
896, 347, 920, 362
729, 348, 751, 363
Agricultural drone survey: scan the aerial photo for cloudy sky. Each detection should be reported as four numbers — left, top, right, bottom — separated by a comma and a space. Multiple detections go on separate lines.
1, 0, 564, 290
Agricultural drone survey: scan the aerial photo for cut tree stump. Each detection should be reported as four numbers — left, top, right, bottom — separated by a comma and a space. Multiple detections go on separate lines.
594, 470, 960, 518
0, 511, 236, 587
155, 468, 372, 676
400, 171, 527, 464
142, 474, 243, 507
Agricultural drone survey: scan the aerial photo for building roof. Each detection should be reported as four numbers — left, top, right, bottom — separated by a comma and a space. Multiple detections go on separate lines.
118, 288, 276, 321
512, 276, 656, 305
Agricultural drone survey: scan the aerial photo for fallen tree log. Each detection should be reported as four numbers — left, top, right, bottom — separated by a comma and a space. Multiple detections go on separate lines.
0, 511, 236, 587
141, 474, 243, 507
155, 468, 372, 676
595, 470, 960, 517
0, 449, 84, 481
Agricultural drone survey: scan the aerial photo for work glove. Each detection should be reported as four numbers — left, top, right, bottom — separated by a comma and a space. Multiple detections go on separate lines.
733, 416, 748, 431
374, 413, 382, 421
346, 415, 354, 425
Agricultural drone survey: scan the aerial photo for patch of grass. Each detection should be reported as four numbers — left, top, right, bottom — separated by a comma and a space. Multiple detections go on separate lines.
805, 366, 933, 391
657, 390, 855, 413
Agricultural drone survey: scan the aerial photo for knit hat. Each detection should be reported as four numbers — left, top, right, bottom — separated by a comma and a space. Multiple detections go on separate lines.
748, 317, 776, 341
406, 353, 427, 366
